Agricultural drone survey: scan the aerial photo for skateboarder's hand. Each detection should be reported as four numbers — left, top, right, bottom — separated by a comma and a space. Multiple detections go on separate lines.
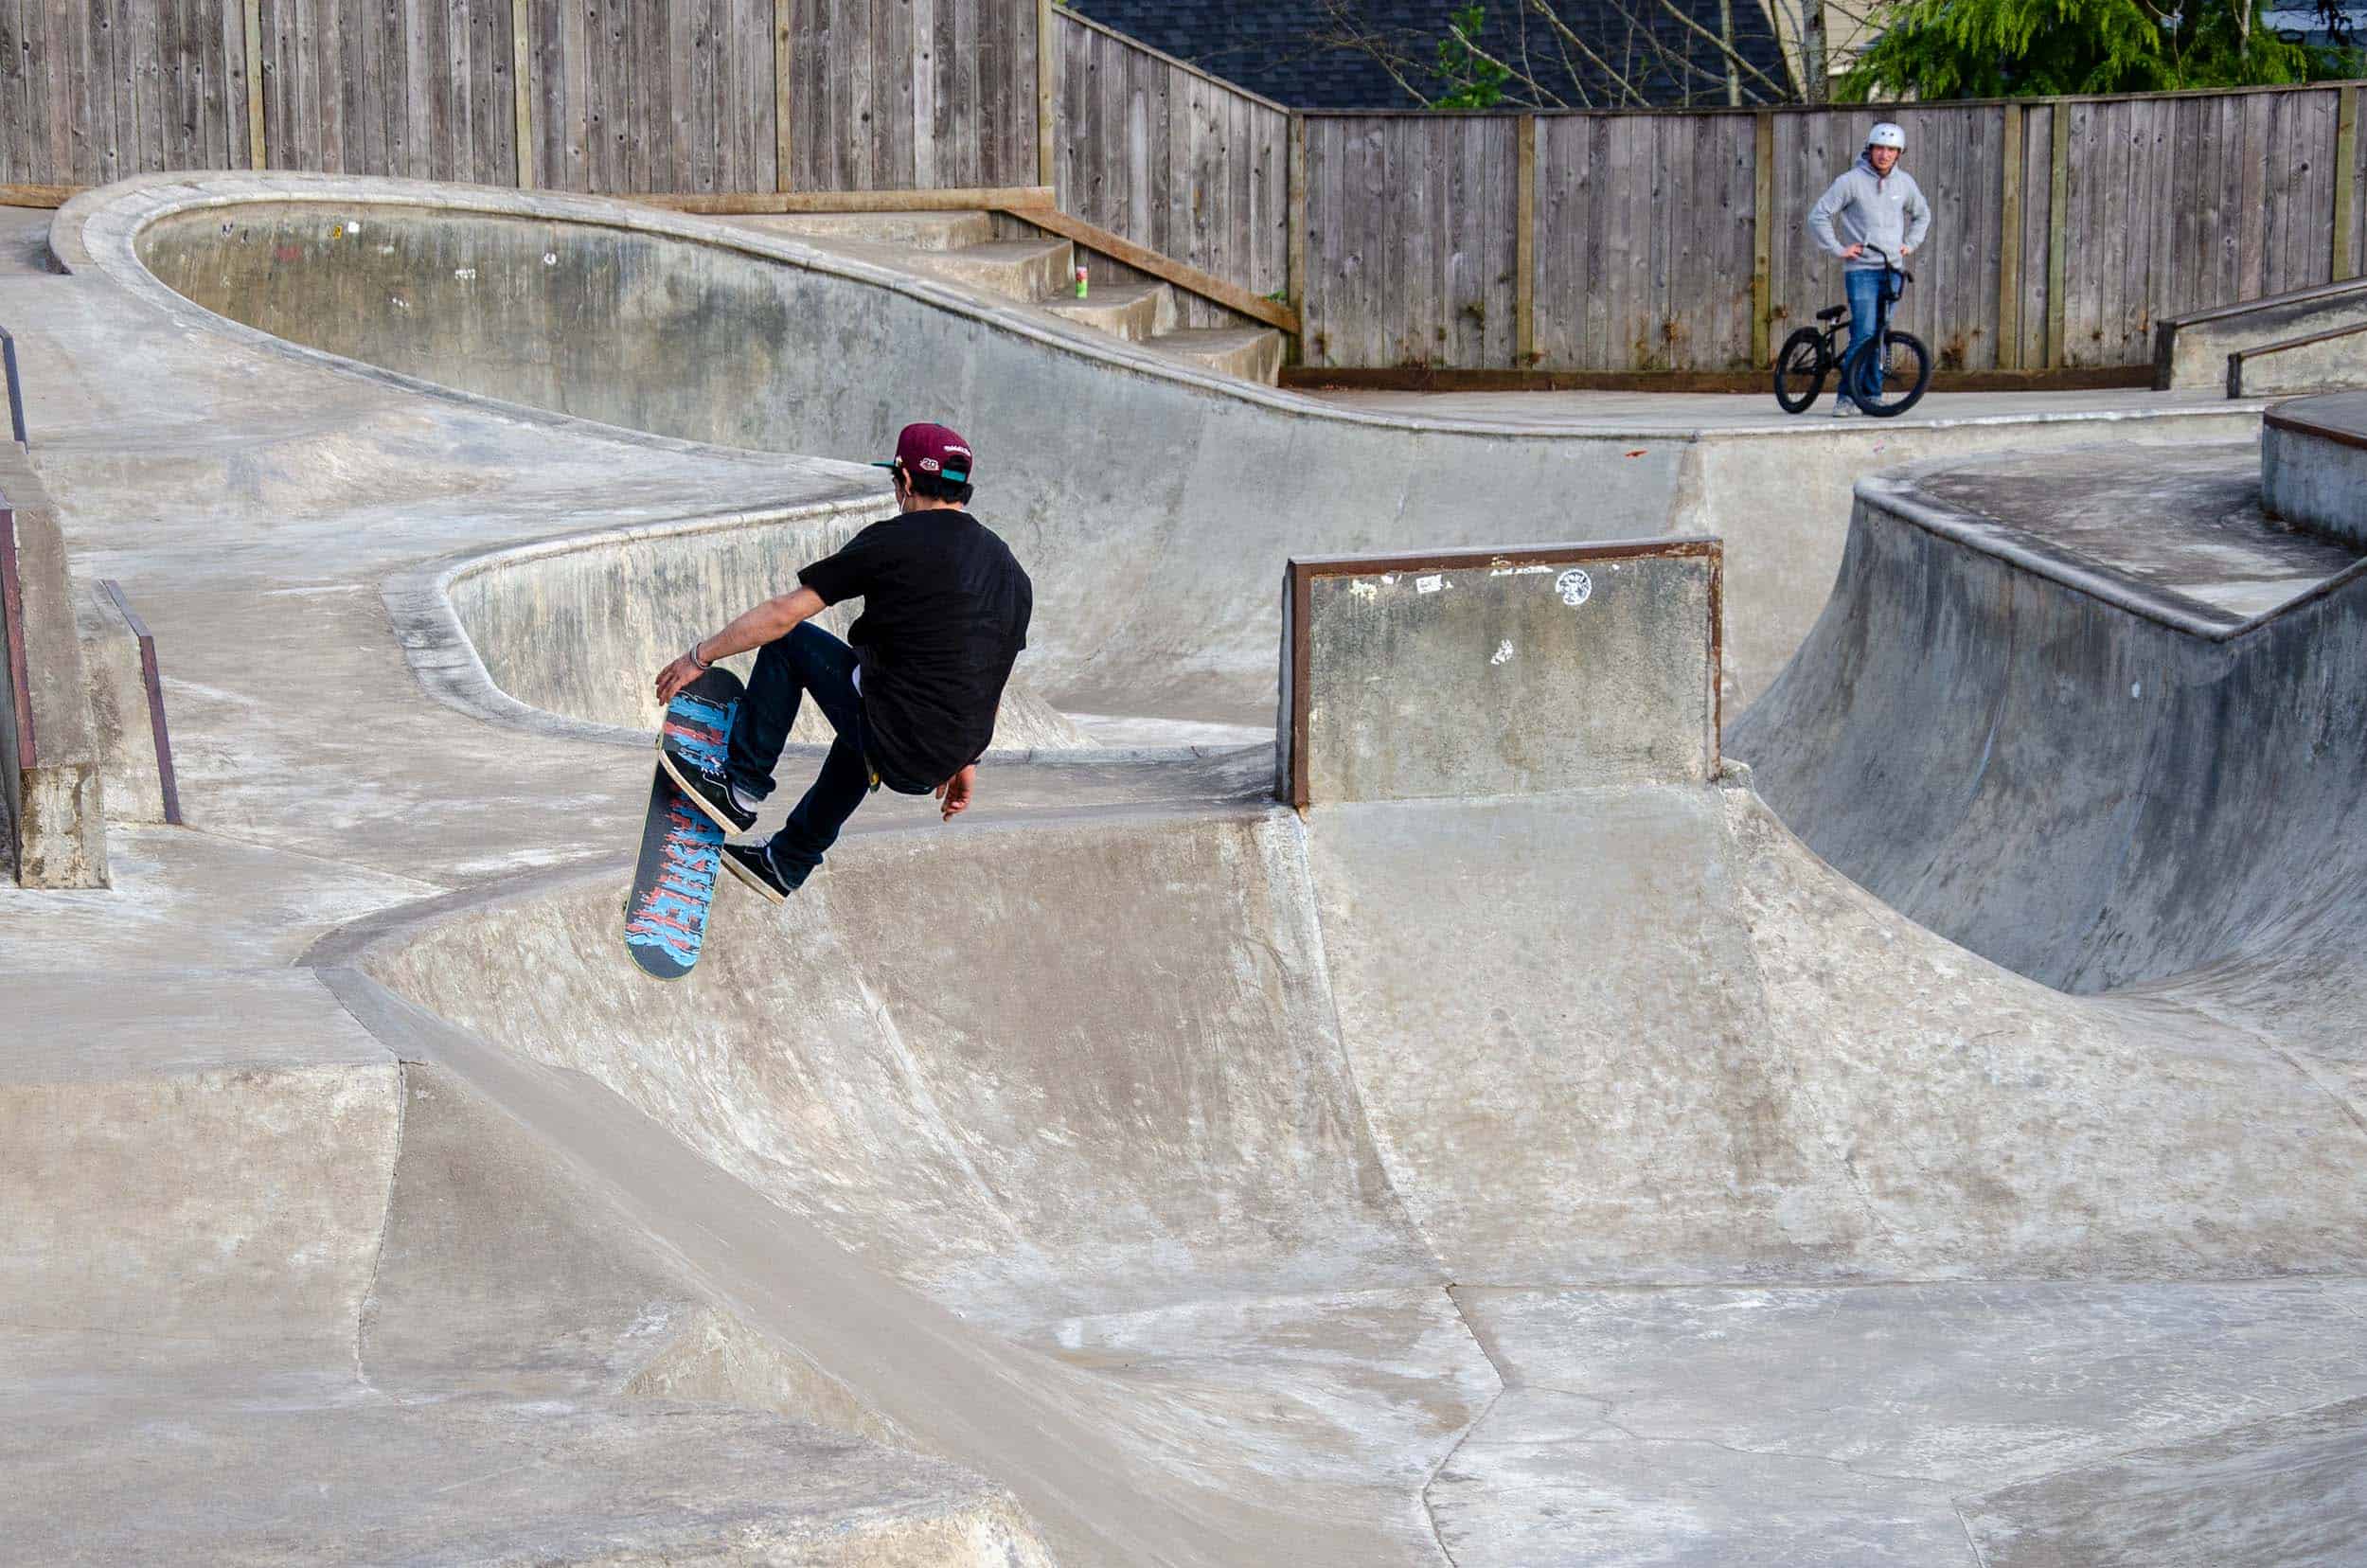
936, 765, 976, 822
655, 651, 703, 705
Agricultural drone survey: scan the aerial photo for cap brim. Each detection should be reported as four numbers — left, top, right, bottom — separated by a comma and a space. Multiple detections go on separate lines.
870, 459, 897, 469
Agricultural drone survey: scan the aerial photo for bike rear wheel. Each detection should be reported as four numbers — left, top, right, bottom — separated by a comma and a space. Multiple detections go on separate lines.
1772, 328, 1828, 413
1846, 330, 1931, 417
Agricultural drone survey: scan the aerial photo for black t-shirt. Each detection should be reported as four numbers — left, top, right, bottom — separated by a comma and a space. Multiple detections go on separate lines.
798, 509, 1034, 789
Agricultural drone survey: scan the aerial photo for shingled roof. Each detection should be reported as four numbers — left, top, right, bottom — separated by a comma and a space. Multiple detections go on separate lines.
1060, 0, 1792, 110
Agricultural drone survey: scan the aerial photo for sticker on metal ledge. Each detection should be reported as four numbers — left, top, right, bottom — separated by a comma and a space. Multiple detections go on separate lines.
1556, 568, 1593, 607
1415, 574, 1445, 594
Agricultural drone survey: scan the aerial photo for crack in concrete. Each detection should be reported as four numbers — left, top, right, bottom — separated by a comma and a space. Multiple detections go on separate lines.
2132, 988, 2367, 1142
1417, 1285, 1511, 1568
352, 1057, 408, 1404
1956, 1505, 1993, 1567
1285, 820, 1495, 1567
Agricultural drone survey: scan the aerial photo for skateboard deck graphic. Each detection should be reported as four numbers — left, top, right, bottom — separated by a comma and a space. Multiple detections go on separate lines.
624, 668, 746, 981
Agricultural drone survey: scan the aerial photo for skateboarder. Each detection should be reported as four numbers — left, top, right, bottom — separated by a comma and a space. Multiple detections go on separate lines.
651, 421, 1034, 902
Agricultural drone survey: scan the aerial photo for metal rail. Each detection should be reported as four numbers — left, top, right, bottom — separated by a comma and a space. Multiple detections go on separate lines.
0, 327, 24, 448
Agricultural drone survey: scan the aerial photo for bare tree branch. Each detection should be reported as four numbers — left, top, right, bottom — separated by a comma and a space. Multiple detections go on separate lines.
1645, 0, 1797, 98
1310, 0, 1442, 106
1447, 19, 1574, 106
1595, 0, 1755, 98
1520, 0, 1660, 106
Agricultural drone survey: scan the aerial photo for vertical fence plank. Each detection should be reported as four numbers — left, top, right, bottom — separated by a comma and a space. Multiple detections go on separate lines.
770, 0, 790, 188
241, 0, 264, 165
1515, 114, 1536, 366
2046, 98, 2070, 368
1034, 0, 1051, 184
507, 0, 528, 184
1297, 112, 1316, 333
1996, 101, 2020, 369
1750, 109, 1771, 365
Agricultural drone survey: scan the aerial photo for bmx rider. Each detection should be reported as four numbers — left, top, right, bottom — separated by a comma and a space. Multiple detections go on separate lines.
1807, 121, 1931, 416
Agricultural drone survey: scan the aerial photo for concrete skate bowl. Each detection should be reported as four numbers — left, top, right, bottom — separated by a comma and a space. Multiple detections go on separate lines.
333, 542, 2367, 1566
1731, 438, 2367, 1010
412, 495, 1097, 753
73, 171, 2266, 733
344, 787, 2367, 1566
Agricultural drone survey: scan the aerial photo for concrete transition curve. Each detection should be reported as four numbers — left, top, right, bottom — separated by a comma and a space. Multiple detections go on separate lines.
71, 170, 2259, 729
5, 172, 2364, 1566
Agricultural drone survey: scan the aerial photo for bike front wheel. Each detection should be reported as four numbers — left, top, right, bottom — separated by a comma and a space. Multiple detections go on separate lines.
1772, 328, 1828, 413
1846, 330, 1931, 417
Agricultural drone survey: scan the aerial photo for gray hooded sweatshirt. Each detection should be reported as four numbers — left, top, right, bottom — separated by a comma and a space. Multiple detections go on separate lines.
1808, 151, 1931, 272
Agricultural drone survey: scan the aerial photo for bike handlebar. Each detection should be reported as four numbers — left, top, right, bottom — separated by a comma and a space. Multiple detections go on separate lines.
1858, 244, 1913, 282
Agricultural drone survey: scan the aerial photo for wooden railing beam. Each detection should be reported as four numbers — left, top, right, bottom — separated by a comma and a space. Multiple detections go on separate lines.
1011, 206, 1302, 334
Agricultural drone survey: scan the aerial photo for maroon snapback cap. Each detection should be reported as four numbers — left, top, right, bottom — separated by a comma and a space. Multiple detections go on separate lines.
872, 421, 974, 484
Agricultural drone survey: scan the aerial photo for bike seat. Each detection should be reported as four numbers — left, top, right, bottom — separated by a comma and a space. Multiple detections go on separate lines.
1817, 304, 1848, 322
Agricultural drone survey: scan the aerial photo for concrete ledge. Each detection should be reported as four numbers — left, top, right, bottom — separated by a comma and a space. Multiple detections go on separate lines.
1278, 539, 1722, 807
75, 579, 178, 824
2227, 319, 2367, 398
0, 445, 106, 886
2263, 391, 2367, 549
0, 971, 400, 1341
2154, 275, 2367, 391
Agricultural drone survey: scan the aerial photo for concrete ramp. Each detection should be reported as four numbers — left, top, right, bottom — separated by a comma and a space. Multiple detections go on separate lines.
345, 774, 2367, 1564
330, 529, 2367, 1564
1733, 439, 2367, 1004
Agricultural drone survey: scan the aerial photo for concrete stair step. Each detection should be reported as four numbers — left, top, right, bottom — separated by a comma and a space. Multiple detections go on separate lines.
1152, 326, 1287, 385
1044, 279, 1179, 343
907, 237, 1074, 305
707, 210, 995, 253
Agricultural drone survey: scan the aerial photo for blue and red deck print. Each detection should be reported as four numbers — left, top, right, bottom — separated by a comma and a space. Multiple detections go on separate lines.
626, 689, 738, 979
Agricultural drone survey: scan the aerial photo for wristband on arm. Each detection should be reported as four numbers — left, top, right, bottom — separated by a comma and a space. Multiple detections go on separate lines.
686, 641, 713, 672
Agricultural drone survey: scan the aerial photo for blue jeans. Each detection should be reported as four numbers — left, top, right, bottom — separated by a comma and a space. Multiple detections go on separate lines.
725, 624, 902, 884
1842, 267, 1886, 403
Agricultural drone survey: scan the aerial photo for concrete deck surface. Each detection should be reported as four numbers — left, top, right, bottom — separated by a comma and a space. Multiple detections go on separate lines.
3, 174, 2362, 1566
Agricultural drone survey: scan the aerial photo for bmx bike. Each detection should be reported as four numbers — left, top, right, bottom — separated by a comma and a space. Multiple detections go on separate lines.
1772, 247, 1931, 418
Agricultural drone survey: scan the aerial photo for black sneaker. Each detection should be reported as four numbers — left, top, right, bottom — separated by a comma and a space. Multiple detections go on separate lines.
659, 741, 756, 834
721, 839, 804, 904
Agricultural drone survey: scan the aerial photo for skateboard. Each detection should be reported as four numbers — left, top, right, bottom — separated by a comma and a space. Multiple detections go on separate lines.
623, 667, 746, 981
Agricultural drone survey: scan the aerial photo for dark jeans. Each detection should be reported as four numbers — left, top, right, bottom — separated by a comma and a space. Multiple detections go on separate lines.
725, 624, 899, 883
1842, 267, 1885, 402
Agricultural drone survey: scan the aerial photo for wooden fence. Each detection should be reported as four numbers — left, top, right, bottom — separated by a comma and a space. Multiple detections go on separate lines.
0, 0, 1037, 193
1046, 9, 1290, 329
3, 3, 2362, 374
1302, 85, 2367, 374
1040, 28, 2367, 374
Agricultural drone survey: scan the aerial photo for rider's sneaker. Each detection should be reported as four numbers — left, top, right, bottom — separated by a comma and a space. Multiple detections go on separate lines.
659, 741, 757, 834
721, 838, 805, 904
1830, 397, 1860, 418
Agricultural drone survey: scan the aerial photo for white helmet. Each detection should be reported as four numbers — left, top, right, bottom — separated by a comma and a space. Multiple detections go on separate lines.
1867, 122, 1906, 151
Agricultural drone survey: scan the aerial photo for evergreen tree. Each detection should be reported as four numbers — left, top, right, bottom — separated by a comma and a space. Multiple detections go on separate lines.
1842, 0, 2357, 98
